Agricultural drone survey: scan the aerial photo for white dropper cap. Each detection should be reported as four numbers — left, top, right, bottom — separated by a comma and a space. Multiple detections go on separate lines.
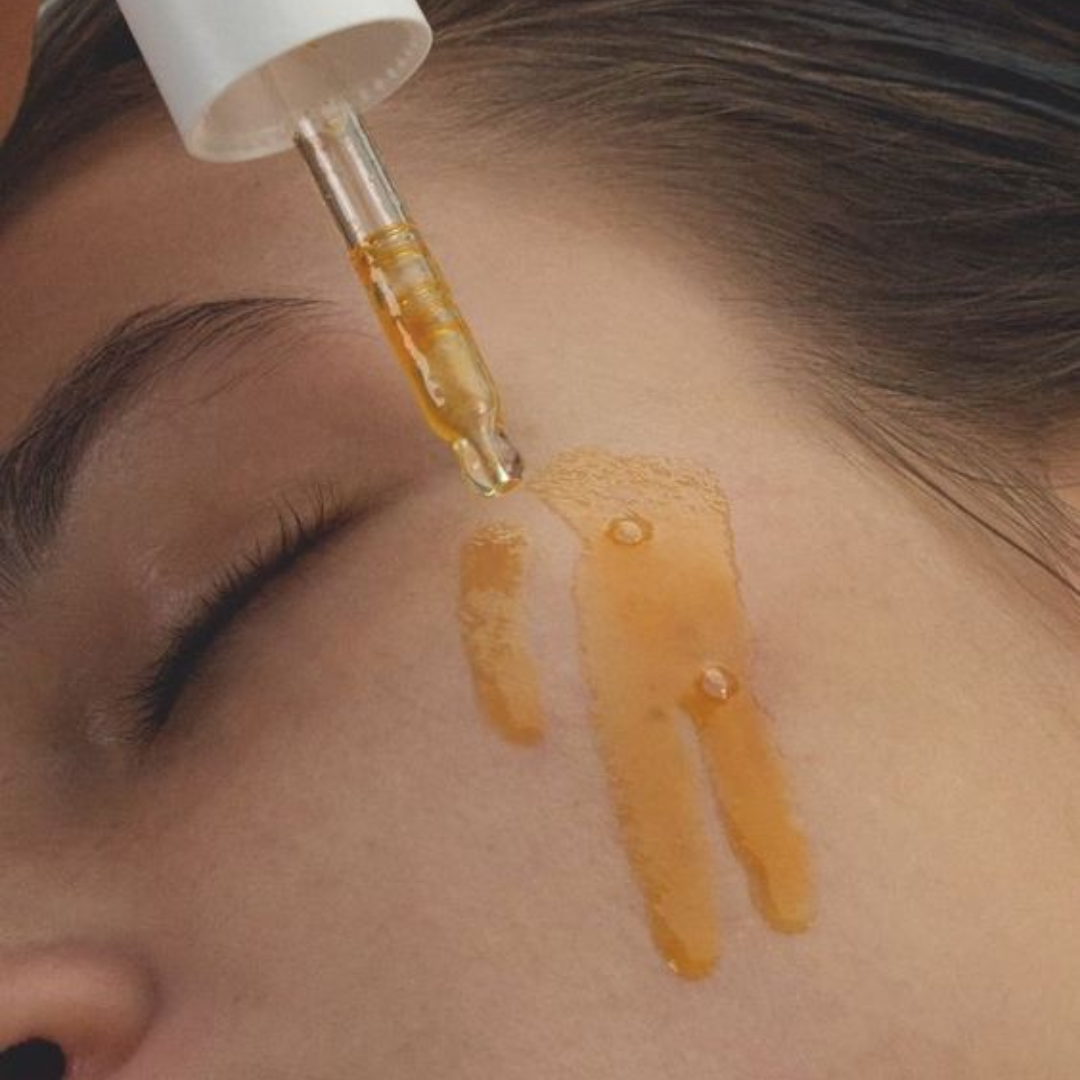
115, 0, 432, 162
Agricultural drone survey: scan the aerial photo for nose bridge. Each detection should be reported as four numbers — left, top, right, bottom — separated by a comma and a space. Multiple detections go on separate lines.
0, 944, 156, 1079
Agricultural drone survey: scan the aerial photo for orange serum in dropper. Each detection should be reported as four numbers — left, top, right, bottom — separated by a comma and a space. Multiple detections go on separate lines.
295, 103, 522, 498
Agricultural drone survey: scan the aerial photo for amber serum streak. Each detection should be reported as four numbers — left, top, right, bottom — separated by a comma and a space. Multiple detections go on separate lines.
529, 449, 814, 978
459, 523, 545, 745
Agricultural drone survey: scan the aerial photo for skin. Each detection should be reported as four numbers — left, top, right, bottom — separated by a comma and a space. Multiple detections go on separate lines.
1, 78, 1079, 1080
0, 0, 37, 138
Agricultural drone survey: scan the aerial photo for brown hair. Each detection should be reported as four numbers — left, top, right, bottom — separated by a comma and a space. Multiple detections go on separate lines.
4, 0, 1080, 593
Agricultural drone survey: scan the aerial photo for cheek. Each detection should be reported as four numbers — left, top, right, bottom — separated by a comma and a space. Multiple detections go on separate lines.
110, 486, 646, 1057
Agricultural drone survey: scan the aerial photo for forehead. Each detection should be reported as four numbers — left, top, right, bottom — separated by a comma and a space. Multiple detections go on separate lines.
0, 109, 347, 443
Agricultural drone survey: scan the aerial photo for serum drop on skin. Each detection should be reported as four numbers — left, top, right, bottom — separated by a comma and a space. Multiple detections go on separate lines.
460, 448, 815, 977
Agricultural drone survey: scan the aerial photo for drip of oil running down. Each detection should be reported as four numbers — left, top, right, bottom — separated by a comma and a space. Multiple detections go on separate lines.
458, 448, 814, 979
459, 523, 545, 745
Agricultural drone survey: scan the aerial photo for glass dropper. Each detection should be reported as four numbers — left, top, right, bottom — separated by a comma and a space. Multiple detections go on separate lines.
294, 100, 524, 498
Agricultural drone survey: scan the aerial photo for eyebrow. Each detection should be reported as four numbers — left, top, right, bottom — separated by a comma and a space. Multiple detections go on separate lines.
0, 297, 327, 603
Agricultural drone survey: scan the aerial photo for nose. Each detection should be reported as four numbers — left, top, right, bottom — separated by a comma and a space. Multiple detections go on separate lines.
0, 945, 155, 1080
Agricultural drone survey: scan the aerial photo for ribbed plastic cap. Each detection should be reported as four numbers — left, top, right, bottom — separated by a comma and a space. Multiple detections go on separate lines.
116, 0, 432, 162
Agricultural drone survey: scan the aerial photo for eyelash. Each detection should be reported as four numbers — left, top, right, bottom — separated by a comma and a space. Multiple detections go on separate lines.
121, 486, 357, 749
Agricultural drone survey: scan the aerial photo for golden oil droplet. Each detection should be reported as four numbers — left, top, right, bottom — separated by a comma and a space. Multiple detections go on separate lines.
530, 448, 814, 977
607, 513, 653, 546
458, 523, 545, 745
699, 665, 736, 702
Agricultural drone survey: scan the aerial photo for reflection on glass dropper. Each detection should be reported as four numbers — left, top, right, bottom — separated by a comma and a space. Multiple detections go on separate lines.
295, 102, 523, 497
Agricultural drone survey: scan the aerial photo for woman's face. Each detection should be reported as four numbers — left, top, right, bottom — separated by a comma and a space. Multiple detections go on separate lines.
1, 95, 1078, 1079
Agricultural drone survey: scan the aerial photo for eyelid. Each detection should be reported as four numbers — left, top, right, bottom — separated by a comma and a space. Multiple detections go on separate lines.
117, 482, 362, 752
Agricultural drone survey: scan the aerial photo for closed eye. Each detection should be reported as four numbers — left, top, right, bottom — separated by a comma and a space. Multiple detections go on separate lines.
120, 484, 361, 751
